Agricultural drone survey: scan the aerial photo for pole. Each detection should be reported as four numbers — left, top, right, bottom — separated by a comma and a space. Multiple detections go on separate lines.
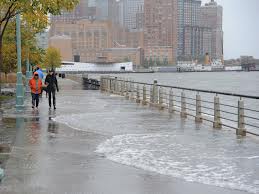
15, 13, 24, 110
237, 99, 246, 136
169, 89, 175, 113
213, 95, 222, 129
195, 94, 202, 122
26, 51, 30, 93
181, 91, 187, 118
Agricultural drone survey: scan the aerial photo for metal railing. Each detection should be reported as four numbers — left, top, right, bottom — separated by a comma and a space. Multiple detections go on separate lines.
100, 76, 259, 136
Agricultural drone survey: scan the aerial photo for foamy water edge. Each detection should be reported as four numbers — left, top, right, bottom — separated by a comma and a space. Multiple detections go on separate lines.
96, 134, 259, 194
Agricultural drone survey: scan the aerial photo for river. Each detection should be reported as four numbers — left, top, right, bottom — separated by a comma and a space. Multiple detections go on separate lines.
104, 71, 259, 96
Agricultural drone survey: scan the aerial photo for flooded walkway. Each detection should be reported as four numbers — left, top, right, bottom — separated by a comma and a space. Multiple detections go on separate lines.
0, 79, 258, 194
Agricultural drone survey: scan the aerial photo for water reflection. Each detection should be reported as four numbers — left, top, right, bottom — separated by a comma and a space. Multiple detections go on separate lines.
14, 117, 25, 147
29, 112, 40, 145
48, 118, 59, 139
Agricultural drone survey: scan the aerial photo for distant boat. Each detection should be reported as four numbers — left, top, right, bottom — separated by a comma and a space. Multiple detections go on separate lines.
177, 59, 225, 72
177, 61, 196, 72
211, 59, 224, 71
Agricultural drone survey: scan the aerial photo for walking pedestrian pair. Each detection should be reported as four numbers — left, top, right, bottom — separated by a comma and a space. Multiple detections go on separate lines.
29, 70, 59, 110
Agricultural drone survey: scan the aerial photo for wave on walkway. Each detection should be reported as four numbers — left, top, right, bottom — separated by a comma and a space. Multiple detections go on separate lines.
96, 133, 259, 194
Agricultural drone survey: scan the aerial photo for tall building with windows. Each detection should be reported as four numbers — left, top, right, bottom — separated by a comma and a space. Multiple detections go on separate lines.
108, 0, 124, 26
96, 0, 109, 20
201, 0, 223, 59
96, 0, 124, 26
144, 0, 178, 64
136, 3, 144, 30
177, 0, 202, 59
51, 0, 89, 22
177, 0, 223, 61
123, 0, 144, 31
183, 26, 212, 59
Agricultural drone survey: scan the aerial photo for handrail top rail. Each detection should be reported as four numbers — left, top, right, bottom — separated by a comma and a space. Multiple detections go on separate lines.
102, 76, 259, 100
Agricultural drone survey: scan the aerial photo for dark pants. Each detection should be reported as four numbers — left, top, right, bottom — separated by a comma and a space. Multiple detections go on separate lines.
31, 93, 39, 107
48, 90, 56, 108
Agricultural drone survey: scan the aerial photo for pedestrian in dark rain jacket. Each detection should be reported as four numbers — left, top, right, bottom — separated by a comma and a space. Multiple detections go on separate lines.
45, 69, 59, 109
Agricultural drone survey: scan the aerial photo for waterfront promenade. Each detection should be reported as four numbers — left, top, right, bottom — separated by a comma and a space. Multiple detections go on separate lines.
0, 78, 258, 194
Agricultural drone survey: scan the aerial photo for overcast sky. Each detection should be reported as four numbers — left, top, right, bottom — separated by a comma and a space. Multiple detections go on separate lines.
202, 0, 259, 59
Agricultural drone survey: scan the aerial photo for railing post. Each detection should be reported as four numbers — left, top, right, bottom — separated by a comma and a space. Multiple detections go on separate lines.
237, 99, 246, 136
150, 84, 153, 104
181, 91, 187, 118
121, 79, 125, 96
159, 87, 164, 110
136, 84, 140, 103
142, 85, 147, 105
100, 76, 103, 92
109, 78, 112, 93
130, 80, 134, 100
106, 78, 109, 92
126, 80, 130, 100
102, 77, 106, 92
120, 80, 123, 95
110, 78, 114, 93
101, 76, 106, 92
103, 77, 106, 92
213, 95, 222, 129
195, 93, 202, 122
153, 80, 158, 105
169, 89, 175, 113
115, 77, 118, 94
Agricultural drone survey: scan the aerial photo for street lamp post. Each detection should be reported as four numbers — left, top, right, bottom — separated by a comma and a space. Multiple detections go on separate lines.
15, 13, 24, 110
26, 51, 31, 93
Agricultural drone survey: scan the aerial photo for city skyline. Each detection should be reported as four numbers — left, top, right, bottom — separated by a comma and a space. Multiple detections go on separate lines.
202, 0, 259, 59
48, 0, 258, 64
76, 0, 259, 59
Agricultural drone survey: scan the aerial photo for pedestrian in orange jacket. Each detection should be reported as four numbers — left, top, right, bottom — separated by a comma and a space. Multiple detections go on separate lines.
29, 72, 42, 109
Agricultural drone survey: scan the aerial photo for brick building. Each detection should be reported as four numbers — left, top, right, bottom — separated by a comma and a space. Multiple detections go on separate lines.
144, 0, 178, 64
49, 19, 112, 63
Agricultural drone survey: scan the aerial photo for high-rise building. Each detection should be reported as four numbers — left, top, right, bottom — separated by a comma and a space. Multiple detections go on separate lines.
109, 0, 124, 26
201, 0, 223, 59
123, 0, 144, 31
51, 0, 89, 22
144, 0, 178, 64
136, 3, 144, 30
177, 0, 223, 61
96, 0, 124, 26
96, 0, 109, 20
177, 0, 202, 59
183, 26, 212, 59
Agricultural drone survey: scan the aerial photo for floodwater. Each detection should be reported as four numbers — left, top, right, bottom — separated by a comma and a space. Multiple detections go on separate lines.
0, 75, 259, 194
93, 72, 259, 193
